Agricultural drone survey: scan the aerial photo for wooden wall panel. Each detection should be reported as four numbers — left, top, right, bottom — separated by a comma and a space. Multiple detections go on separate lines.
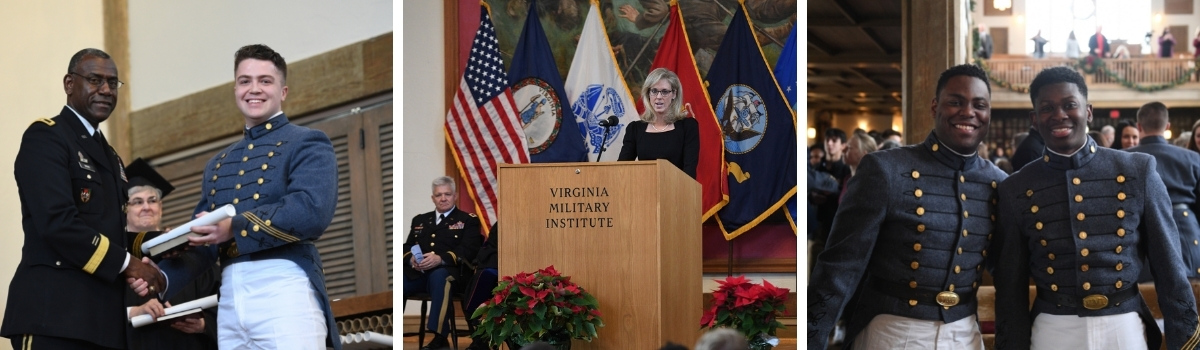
992, 27, 1009, 55
1171, 25, 1189, 58
1166, 0, 1193, 14
103, 0, 132, 159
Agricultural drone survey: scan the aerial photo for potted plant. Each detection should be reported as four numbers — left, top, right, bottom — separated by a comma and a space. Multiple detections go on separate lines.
700, 275, 790, 350
471, 265, 604, 349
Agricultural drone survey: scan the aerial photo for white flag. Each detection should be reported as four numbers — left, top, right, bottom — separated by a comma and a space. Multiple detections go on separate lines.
564, 1, 639, 162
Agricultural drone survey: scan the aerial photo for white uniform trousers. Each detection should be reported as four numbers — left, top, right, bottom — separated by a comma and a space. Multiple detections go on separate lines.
1031, 312, 1146, 350
852, 313, 984, 350
218, 258, 326, 350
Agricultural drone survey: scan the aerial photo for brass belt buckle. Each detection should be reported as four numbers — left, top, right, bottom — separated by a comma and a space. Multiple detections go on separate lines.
1082, 294, 1109, 310
936, 291, 960, 309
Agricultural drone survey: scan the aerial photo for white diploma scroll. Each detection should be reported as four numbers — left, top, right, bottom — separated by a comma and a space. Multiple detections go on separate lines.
130, 294, 219, 327
141, 204, 236, 255
340, 331, 394, 349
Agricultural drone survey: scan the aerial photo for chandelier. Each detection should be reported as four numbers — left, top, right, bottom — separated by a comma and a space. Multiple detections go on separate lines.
994, 0, 1012, 11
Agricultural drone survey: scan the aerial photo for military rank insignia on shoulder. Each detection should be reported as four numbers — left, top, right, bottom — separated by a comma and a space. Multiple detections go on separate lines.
33, 118, 55, 126
468, 213, 477, 217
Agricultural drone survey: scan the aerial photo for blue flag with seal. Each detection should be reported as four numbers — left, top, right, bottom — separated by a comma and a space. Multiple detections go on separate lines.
508, 0, 587, 163
708, 2, 798, 240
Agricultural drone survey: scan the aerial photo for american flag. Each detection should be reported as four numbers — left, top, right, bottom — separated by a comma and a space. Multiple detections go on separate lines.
445, 5, 530, 231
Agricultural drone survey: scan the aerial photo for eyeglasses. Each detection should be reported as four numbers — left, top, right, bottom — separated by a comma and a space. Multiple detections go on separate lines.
70, 72, 124, 90
648, 88, 675, 97
128, 197, 160, 207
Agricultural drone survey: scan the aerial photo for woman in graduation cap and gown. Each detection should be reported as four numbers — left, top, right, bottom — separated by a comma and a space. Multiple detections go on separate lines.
123, 158, 219, 350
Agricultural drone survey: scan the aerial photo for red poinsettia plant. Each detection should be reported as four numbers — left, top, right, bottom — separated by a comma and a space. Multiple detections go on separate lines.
471, 265, 604, 347
700, 275, 789, 344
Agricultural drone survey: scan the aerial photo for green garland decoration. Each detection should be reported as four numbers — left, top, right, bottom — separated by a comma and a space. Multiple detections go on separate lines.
976, 57, 1200, 94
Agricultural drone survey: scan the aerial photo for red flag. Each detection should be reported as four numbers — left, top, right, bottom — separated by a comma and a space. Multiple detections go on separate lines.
637, 2, 728, 221
445, 4, 530, 230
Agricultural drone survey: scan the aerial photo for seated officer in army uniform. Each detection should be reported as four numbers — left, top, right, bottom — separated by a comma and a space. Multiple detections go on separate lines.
993, 67, 1200, 350
403, 176, 483, 350
1126, 102, 1200, 281
807, 64, 1007, 349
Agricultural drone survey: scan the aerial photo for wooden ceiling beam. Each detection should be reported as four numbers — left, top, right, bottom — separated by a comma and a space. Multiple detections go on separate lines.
860, 28, 891, 54
807, 52, 902, 65
808, 33, 836, 56
808, 18, 901, 27
830, 0, 859, 24
847, 68, 886, 89
807, 85, 899, 95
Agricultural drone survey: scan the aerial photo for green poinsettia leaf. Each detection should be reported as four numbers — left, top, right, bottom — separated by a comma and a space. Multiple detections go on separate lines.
500, 320, 513, 339
534, 303, 547, 319
585, 321, 597, 338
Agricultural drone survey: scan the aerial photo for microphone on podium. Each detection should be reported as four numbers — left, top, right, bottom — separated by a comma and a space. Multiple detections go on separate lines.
597, 115, 619, 127
595, 116, 620, 162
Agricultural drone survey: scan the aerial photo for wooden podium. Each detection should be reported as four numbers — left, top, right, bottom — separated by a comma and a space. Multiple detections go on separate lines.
497, 160, 702, 349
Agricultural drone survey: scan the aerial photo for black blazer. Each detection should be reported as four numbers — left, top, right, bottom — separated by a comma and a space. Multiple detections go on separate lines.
2, 107, 130, 348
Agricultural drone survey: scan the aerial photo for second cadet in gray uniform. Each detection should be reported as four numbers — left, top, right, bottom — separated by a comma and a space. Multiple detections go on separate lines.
1126, 101, 1200, 280
807, 64, 1007, 349
993, 67, 1200, 350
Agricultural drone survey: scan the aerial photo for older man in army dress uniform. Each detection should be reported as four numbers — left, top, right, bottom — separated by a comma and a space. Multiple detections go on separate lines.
1127, 102, 1200, 281
993, 67, 1200, 350
2, 48, 165, 350
807, 64, 1007, 349
404, 176, 483, 350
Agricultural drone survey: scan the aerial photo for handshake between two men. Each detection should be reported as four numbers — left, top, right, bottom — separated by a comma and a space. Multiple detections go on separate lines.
122, 210, 235, 315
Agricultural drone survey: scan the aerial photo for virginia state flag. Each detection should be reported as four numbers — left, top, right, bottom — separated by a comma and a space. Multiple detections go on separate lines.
638, 2, 727, 221
508, 0, 587, 163
565, 0, 639, 162
708, 2, 798, 240
775, 26, 798, 109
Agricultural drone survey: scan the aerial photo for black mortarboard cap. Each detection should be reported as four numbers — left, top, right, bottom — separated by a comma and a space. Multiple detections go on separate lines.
125, 158, 175, 198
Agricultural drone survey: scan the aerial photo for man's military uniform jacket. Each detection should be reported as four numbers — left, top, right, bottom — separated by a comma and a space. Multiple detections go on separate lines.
1, 107, 130, 349
402, 208, 483, 280
1128, 135, 1200, 279
807, 133, 1007, 349
158, 114, 342, 350
993, 137, 1200, 350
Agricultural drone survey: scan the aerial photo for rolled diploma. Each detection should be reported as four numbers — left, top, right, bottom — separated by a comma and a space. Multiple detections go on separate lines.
141, 204, 236, 254
361, 331, 394, 346
130, 294, 219, 327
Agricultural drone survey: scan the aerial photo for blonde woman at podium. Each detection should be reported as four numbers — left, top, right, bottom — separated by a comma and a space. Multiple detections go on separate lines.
618, 68, 699, 179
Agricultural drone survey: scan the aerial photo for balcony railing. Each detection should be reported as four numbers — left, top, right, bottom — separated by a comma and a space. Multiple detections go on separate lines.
982, 57, 1198, 88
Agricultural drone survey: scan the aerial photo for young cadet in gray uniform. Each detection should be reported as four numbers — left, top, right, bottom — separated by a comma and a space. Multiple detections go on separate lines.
807, 64, 1007, 349
149, 44, 341, 350
1126, 102, 1200, 280
993, 67, 1200, 350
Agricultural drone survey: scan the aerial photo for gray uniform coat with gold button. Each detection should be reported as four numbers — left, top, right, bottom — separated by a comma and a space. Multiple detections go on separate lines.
1127, 135, 1200, 279
807, 132, 1007, 349
993, 138, 1200, 350
158, 114, 342, 350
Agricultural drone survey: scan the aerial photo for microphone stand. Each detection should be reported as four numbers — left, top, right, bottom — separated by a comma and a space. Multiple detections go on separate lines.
596, 121, 614, 162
